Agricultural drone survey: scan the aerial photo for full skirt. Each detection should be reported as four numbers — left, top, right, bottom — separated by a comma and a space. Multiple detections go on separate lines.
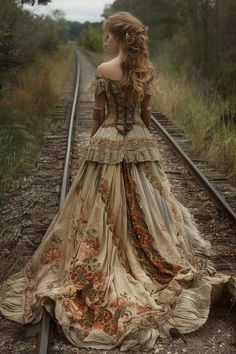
0, 127, 231, 351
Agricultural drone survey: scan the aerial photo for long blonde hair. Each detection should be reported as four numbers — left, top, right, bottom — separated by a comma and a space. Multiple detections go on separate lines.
102, 11, 155, 107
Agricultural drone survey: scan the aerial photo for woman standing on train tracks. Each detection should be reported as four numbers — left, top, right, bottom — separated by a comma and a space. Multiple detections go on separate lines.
0, 11, 231, 351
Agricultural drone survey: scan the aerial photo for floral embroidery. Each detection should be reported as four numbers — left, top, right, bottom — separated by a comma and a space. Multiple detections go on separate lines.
40, 247, 61, 263
67, 215, 88, 255
110, 295, 135, 309
63, 288, 141, 336
98, 177, 110, 203
137, 305, 154, 314
80, 237, 100, 259
170, 195, 183, 222
63, 295, 130, 336
139, 162, 166, 196
121, 160, 182, 284
98, 171, 132, 273
70, 263, 104, 295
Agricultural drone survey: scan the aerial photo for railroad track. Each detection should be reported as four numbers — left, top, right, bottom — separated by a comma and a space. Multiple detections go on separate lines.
0, 47, 235, 354
150, 113, 236, 275
152, 113, 236, 217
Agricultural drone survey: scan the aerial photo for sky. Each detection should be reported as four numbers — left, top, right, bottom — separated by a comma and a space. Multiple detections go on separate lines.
23, 0, 114, 23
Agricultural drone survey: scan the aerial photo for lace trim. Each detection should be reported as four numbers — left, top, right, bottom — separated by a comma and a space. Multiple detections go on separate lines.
90, 137, 158, 149
88, 76, 157, 97
81, 145, 161, 164
82, 138, 161, 164
87, 77, 110, 97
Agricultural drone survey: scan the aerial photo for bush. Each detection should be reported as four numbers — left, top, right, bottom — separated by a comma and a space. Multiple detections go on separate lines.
78, 25, 104, 52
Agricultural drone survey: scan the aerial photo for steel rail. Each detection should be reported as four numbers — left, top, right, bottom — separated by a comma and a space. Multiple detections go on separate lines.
38, 48, 81, 354
151, 112, 236, 224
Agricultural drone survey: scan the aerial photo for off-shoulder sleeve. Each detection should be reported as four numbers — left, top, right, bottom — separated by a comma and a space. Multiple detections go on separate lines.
87, 76, 110, 97
144, 76, 156, 96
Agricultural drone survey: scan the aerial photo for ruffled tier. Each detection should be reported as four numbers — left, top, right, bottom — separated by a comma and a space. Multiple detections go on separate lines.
0, 159, 233, 352
81, 125, 162, 164
81, 145, 161, 164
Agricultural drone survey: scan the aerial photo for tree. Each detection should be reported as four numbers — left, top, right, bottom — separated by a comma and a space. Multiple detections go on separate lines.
20, 0, 51, 5
79, 24, 104, 52
0, 0, 69, 92
104, 0, 236, 97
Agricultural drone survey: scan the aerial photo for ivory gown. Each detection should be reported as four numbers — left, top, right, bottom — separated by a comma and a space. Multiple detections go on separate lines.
0, 75, 231, 351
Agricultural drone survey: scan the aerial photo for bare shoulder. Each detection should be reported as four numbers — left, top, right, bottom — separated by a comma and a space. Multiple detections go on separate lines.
96, 59, 122, 79
96, 61, 112, 77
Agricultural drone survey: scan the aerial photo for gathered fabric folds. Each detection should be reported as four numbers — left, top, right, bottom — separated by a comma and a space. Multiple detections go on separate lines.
0, 75, 232, 351
0, 157, 231, 350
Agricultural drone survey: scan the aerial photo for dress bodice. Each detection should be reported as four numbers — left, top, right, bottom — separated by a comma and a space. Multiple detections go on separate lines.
82, 74, 161, 164
88, 75, 156, 136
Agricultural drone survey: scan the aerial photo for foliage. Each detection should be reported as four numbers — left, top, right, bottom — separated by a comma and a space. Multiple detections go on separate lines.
67, 21, 90, 40
78, 24, 104, 52
0, 123, 36, 192
0, 0, 72, 205
153, 53, 236, 183
104, 0, 236, 98
0, 45, 73, 206
0, 0, 68, 91
20, 0, 51, 5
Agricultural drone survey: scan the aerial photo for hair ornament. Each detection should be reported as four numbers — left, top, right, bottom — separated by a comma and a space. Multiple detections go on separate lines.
125, 32, 136, 45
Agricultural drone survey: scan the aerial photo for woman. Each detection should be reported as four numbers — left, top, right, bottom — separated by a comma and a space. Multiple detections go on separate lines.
0, 11, 230, 351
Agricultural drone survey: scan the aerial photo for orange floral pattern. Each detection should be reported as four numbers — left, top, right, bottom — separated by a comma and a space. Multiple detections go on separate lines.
80, 237, 100, 259
40, 246, 61, 264
170, 195, 183, 222
121, 160, 183, 284
65, 252, 137, 336
137, 305, 154, 314
98, 172, 132, 273
63, 288, 139, 336
139, 162, 166, 196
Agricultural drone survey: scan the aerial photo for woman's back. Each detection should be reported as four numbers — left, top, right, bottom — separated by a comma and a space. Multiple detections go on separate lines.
97, 59, 124, 81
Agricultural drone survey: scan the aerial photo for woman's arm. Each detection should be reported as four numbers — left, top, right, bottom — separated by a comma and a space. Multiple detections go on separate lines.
140, 93, 152, 130
90, 90, 106, 138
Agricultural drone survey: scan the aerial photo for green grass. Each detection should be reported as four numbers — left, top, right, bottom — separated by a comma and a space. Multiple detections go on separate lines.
152, 54, 236, 184
0, 43, 73, 209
